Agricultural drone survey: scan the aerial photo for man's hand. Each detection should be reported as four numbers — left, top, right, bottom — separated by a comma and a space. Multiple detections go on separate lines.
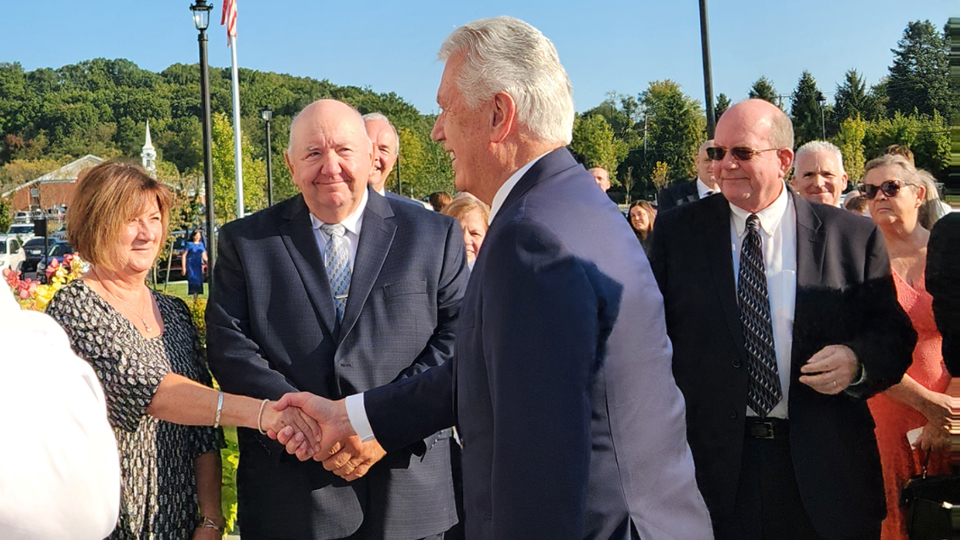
799, 344, 860, 395
266, 392, 357, 461
321, 436, 386, 481
259, 402, 322, 455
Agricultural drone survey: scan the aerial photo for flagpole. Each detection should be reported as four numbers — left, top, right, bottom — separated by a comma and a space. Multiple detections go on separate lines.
229, 33, 244, 219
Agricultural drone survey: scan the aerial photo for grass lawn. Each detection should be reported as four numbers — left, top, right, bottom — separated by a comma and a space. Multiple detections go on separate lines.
151, 280, 208, 301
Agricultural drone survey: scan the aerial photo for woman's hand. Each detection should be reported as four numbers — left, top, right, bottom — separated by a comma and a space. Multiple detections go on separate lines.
260, 401, 322, 454
193, 526, 222, 540
917, 391, 953, 452
917, 420, 951, 452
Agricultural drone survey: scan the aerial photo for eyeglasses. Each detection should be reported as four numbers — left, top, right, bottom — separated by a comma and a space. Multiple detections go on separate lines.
706, 146, 779, 161
857, 180, 916, 200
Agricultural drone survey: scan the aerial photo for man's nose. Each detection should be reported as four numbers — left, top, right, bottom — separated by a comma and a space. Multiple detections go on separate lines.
319, 152, 342, 176
431, 117, 444, 142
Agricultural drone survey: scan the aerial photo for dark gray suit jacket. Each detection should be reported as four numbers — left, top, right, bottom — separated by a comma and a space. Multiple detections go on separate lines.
657, 179, 700, 211
650, 190, 915, 539
207, 189, 468, 540
364, 149, 712, 540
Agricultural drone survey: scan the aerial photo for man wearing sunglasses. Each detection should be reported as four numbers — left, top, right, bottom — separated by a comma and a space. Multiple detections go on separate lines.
650, 99, 915, 540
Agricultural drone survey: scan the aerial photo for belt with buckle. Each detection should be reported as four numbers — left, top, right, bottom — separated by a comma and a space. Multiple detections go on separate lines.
744, 417, 789, 440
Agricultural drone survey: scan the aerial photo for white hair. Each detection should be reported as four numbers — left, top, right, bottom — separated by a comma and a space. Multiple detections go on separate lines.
438, 16, 575, 145
362, 112, 400, 152
288, 100, 371, 152
795, 140, 845, 173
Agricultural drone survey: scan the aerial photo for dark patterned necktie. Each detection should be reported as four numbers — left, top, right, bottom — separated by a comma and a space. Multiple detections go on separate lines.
738, 214, 781, 416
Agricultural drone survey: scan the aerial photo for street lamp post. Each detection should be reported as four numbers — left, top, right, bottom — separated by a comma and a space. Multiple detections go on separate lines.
261, 105, 274, 207
816, 91, 826, 140
698, 0, 716, 138
190, 0, 216, 285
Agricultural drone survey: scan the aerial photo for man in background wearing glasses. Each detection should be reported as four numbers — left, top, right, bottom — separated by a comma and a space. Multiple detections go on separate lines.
650, 99, 915, 540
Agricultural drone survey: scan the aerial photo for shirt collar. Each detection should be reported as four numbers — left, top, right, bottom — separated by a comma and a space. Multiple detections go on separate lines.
696, 177, 718, 198
729, 181, 790, 237
309, 187, 368, 237
376, 187, 386, 196
488, 151, 552, 225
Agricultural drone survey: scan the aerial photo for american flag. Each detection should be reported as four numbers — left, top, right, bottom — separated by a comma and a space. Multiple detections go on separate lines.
221, 0, 237, 45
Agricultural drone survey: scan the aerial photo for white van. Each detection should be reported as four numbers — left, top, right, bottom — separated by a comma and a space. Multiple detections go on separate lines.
0, 234, 26, 271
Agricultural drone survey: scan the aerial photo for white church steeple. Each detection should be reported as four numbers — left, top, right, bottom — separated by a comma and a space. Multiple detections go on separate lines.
141, 121, 157, 177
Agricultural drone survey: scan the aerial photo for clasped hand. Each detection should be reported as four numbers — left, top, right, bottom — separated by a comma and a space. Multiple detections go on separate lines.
258, 400, 323, 456
264, 392, 386, 481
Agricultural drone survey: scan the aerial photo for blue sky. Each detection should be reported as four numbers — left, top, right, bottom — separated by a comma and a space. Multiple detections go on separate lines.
2, 1, 956, 115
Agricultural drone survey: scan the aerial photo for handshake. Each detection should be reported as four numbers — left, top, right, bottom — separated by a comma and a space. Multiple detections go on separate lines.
261, 393, 385, 481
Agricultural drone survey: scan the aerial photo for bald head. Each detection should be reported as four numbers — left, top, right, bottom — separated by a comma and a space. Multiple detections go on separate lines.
713, 99, 794, 213
588, 167, 611, 192
284, 99, 375, 223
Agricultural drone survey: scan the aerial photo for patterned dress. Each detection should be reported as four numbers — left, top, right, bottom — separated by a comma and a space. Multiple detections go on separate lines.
46, 280, 222, 540
867, 270, 952, 540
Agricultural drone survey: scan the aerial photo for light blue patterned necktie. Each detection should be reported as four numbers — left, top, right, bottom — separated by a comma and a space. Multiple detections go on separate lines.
320, 223, 351, 323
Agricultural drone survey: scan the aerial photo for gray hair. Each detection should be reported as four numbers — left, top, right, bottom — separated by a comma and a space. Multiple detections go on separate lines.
438, 16, 575, 145
362, 112, 400, 152
288, 100, 371, 152
863, 154, 946, 228
795, 140, 845, 172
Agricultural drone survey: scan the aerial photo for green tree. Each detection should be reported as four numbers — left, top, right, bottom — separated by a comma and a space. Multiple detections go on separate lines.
639, 80, 706, 185
833, 116, 867, 183
748, 77, 779, 106
886, 20, 956, 119
791, 71, 825, 146
862, 110, 951, 174
570, 114, 629, 185
715, 93, 732, 119
210, 112, 268, 223
832, 70, 882, 127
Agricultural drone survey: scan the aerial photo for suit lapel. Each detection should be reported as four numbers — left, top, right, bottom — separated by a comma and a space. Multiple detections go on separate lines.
494, 148, 580, 226
703, 196, 747, 360
793, 192, 825, 290
279, 196, 338, 336
338, 190, 396, 343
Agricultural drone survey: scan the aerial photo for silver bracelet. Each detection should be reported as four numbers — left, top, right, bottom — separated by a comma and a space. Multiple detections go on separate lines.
197, 516, 223, 532
213, 391, 223, 429
257, 399, 270, 435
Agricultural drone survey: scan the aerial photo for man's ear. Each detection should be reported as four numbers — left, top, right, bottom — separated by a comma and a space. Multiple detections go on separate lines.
284, 150, 294, 175
777, 148, 795, 179
490, 92, 517, 144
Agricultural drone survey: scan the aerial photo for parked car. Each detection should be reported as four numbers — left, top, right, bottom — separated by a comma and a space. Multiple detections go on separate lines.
36, 241, 76, 281
7, 223, 36, 240
13, 211, 30, 224
155, 230, 189, 281
30, 209, 44, 222
0, 234, 26, 271
21, 237, 55, 273
44, 207, 65, 221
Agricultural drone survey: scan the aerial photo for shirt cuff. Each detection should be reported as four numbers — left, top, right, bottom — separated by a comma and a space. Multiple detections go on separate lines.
344, 393, 376, 442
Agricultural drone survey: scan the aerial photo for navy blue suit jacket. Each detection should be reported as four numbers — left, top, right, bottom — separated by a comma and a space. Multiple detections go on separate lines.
207, 189, 468, 540
366, 148, 712, 540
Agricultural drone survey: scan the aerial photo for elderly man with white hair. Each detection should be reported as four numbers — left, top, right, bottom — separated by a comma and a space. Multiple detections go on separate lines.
271, 16, 713, 540
791, 140, 849, 207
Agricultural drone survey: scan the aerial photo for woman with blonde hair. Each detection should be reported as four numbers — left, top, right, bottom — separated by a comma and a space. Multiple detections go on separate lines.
859, 154, 954, 540
46, 162, 319, 539
442, 192, 490, 270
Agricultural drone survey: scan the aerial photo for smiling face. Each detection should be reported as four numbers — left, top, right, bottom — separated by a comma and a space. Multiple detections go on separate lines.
365, 118, 399, 193
116, 198, 164, 277
431, 53, 497, 204
792, 150, 848, 206
713, 101, 792, 213
458, 208, 488, 263
286, 100, 374, 223
629, 205, 650, 232
864, 164, 924, 231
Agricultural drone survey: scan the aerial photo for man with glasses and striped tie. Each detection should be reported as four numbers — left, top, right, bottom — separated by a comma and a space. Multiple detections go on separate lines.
207, 99, 468, 540
649, 99, 915, 540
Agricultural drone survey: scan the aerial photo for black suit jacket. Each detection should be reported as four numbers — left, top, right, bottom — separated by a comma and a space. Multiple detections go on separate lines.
657, 179, 700, 211
649, 190, 915, 539
927, 212, 960, 375
206, 189, 468, 540
364, 149, 713, 540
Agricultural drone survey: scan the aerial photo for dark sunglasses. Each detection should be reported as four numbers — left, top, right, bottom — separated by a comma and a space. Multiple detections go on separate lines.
857, 180, 916, 200
706, 146, 779, 161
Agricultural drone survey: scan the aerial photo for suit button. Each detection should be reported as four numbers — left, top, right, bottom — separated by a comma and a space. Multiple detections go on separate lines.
729, 410, 738, 419
732, 359, 742, 368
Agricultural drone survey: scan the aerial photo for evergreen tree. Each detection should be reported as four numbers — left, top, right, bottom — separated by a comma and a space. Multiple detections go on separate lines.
715, 93, 731, 119
639, 80, 706, 185
886, 20, 956, 119
748, 77, 779, 106
832, 69, 882, 129
790, 71, 825, 146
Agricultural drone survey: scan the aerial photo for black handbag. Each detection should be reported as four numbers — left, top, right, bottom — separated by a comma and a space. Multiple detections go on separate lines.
901, 455, 960, 540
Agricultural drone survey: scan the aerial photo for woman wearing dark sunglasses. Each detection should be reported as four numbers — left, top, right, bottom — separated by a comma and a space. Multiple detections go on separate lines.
859, 154, 954, 540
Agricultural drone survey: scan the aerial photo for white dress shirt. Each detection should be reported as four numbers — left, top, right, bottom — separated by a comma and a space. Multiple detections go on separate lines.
728, 183, 797, 419
309, 188, 368, 272
346, 152, 552, 441
696, 178, 719, 199
0, 291, 121, 539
